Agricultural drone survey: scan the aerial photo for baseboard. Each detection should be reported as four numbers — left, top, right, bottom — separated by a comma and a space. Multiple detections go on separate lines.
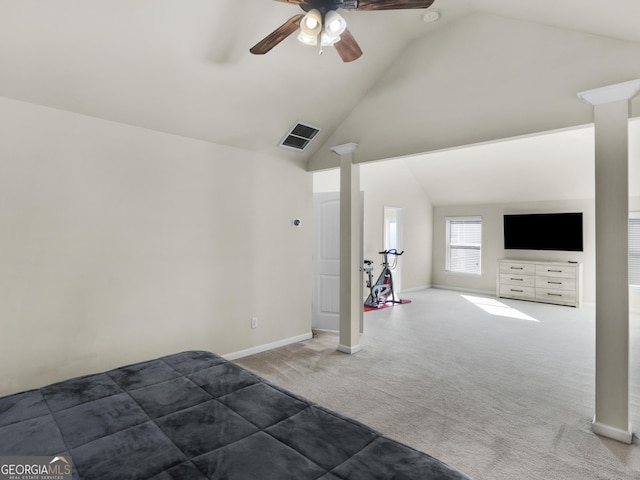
312, 328, 339, 334
222, 332, 313, 361
337, 344, 362, 354
592, 419, 633, 444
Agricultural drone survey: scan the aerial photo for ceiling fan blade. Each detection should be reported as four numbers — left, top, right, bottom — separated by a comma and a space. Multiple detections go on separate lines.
345, 0, 435, 11
250, 14, 304, 55
334, 29, 363, 63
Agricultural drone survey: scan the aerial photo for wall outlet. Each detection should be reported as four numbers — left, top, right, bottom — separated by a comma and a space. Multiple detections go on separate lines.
251, 317, 258, 329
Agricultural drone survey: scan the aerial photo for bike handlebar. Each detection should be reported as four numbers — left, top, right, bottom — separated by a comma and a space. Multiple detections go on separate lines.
378, 249, 404, 255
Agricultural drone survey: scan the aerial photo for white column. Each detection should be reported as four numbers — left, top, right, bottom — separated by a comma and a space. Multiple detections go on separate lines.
577, 79, 640, 444
331, 142, 362, 354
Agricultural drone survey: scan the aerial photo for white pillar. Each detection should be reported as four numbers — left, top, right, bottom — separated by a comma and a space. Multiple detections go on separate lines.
577, 79, 640, 444
331, 143, 362, 354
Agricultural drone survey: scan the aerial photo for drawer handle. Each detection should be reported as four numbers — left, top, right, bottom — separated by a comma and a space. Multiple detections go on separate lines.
547, 281, 562, 285
547, 293, 563, 297
510, 289, 524, 293
510, 278, 523, 281
510, 267, 524, 270
547, 269, 562, 273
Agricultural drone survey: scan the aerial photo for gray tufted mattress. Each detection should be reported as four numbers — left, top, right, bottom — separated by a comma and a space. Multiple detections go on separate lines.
0, 350, 471, 479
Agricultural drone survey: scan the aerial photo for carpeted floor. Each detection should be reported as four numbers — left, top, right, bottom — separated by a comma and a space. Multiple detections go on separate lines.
235, 288, 640, 480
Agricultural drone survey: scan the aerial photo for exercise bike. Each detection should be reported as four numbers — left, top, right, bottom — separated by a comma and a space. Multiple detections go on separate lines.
363, 249, 404, 309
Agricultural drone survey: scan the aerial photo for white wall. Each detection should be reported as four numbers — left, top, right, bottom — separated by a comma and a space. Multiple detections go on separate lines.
433, 200, 597, 303
433, 198, 640, 310
313, 159, 433, 292
0, 97, 313, 396
314, 164, 640, 311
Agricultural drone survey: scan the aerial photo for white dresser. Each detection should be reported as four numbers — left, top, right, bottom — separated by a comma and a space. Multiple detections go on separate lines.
497, 259, 583, 307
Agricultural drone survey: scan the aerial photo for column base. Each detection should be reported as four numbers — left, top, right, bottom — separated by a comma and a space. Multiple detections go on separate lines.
337, 344, 362, 355
592, 419, 633, 444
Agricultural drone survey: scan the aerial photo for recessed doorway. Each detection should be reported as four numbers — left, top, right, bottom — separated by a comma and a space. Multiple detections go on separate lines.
383, 206, 403, 295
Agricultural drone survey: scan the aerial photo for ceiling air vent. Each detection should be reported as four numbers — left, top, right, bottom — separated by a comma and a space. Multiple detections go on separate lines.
278, 122, 321, 152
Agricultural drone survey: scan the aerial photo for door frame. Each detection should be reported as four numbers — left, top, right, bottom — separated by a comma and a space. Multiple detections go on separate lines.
383, 206, 403, 295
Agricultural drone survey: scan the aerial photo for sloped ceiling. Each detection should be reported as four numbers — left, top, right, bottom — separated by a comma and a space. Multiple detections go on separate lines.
1, 0, 640, 205
0, 0, 457, 162
309, 10, 640, 169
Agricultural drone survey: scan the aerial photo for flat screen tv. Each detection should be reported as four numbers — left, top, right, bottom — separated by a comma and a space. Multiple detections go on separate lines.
503, 213, 583, 252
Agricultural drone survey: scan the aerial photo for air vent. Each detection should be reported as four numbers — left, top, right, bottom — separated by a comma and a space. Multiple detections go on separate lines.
279, 122, 321, 152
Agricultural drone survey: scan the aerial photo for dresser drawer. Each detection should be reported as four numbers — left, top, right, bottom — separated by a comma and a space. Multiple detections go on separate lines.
499, 284, 535, 300
535, 264, 576, 278
536, 288, 576, 305
535, 276, 576, 291
500, 262, 536, 275
499, 273, 535, 287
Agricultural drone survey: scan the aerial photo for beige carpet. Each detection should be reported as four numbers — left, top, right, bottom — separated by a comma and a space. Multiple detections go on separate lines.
235, 288, 640, 480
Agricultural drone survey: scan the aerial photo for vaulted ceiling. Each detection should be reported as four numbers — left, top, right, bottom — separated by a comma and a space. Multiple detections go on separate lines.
1, 0, 639, 204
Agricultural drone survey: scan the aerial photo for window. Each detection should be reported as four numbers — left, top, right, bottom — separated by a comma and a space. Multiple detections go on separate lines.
446, 216, 482, 275
630, 212, 640, 287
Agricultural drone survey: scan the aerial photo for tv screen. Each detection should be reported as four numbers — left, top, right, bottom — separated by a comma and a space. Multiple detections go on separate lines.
503, 213, 583, 252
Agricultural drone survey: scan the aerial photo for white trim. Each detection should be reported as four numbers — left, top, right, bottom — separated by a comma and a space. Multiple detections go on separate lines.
337, 344, 362, 354
312, 328, 339, 334
444, 270, 482, 278
445, 215, 482, 223
222, 332, 313, 361
330, 142, 359, 156
577, 79, 640, 105
592, 419, 633, 444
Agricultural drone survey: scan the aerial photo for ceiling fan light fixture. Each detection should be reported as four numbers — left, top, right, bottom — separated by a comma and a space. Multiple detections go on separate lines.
298, 8, 322, 46
320, 10, 346, 46
324, 11, 346, 35
300, 9, 322, 35
298, 30, 318, 45
320, 33, 340, 46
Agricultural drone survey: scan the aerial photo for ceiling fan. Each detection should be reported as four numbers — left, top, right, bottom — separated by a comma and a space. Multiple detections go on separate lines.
250, 0, 436, 62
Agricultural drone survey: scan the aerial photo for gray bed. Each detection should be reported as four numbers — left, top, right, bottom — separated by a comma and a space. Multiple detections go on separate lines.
0, 350, 471, 479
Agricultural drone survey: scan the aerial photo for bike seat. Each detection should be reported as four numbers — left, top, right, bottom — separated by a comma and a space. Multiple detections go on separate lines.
364, 260, 373, 265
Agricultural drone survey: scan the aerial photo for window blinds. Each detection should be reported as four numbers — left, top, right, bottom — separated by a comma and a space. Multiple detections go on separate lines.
447, 217, 482, 275
630, 213, 640, 287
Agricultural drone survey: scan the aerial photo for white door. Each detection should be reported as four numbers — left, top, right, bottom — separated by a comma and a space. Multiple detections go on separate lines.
312, 192, 364, 332
312, 193, 341, 330
383, 206, 403, 295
